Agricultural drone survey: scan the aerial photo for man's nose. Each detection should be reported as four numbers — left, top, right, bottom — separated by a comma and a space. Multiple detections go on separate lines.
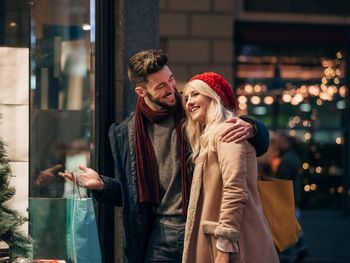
165, 82, 175, 92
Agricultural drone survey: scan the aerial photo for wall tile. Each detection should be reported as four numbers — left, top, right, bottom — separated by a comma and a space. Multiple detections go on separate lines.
169, 0, 210, 11
168, 40, 210, 63
160, 13, 188, 37
0, 105, 29, 162
213, 40, 233, 63
214, 0, 235, 13
0, 47, 29, 105
190, 65, 233, 84
191, 14, 233, 37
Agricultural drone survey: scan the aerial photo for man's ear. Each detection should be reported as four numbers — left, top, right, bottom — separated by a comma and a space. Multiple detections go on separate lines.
135, 86, 146, 97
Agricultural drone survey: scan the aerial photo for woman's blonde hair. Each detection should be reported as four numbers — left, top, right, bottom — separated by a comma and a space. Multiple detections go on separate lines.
183, 79, 235, 164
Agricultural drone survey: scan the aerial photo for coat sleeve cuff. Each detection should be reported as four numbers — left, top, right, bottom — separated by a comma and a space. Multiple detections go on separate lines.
216, 237, 239, 253
214, 225, 240, 243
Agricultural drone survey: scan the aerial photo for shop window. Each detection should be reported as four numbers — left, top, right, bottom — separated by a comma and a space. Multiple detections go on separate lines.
234, 22, 348, 210
28, 0, 96, 260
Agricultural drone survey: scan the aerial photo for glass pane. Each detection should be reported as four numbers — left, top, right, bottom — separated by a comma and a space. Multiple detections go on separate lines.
29, 0, 95, 260
235, 41, 347, 210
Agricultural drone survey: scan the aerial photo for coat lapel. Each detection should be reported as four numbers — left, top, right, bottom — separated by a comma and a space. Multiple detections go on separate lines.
183, 161, 204, 262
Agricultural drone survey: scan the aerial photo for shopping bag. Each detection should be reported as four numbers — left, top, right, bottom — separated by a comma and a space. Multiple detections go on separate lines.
257, 176, 301, 252
66, 184, 102, 263
29, 198, 68, 260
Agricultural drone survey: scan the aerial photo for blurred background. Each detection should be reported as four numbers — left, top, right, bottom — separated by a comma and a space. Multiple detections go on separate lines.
0, 0, 349, 262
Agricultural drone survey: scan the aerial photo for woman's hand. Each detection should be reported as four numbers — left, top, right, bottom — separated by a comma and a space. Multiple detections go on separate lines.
59, 165, 104, 191
215, 250, 230, 263
222, 117, 254, 143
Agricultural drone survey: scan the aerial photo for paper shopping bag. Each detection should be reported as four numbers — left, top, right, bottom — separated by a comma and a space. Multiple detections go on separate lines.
257, 176, 301, 252
66, 188, 102, 263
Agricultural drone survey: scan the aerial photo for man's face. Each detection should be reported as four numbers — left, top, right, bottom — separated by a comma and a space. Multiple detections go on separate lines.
135, 66, 177, 111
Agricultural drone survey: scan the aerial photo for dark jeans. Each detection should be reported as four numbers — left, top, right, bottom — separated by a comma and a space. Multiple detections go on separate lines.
144, 220, 185, 263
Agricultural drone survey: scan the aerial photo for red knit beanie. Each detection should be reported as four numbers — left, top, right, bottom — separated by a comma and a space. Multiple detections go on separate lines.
190, 72, 237, 110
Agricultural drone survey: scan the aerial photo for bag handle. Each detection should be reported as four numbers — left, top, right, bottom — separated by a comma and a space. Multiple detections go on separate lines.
258, 175, 292, 182
71, 172, 82, 199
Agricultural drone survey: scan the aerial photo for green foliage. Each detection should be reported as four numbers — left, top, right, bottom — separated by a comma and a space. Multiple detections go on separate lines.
0, 139, 32, 260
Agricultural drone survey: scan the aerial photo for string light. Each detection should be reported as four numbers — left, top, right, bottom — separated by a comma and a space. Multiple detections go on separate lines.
303, 163, 310, 170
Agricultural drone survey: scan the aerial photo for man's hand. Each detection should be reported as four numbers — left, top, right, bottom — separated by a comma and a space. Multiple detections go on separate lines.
221, 117, 254, 143
215, 250, 229, 263
59, 165, 104, 191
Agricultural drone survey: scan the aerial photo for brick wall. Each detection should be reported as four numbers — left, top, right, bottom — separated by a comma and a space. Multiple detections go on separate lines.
160, 0, 235, 90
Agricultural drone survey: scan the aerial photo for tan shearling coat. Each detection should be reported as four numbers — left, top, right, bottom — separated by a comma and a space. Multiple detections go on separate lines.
182, 123, 279, 263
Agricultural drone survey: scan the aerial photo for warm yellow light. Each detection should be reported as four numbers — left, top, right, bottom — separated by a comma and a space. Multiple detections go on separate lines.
308, 85, 320, 96
288, 121, 296, 128
293, 116, 301, 124
289, 130, 296, 137
9, 22, 17, 27
331, 70, 336, 78
304, 132, 311, 141
282, 93, 292, 103
319, 92, 329, 101
334, 78, 340, 85
316, 99, 323, 106
339, 86, 347, 97
300, 85, 307, 94
335, 69, 341, 76
336, 137, 342, 144
310, 184, 317, 191
263, 96, 274, 105
315, 166, 322, 174
239, 103, 247, 110
336, 51, 343, 59
291, 94, 304, 105
321, 60, 329, 68
337, 186, 344, 194
302, 163, 309, 170
251, 96, 261, 105
238, 96, 247, 104
244, 85, 253, 94
254, 85, 262, 93
322, 77, 327, 84
302, 120, 309, 127
304, 185, 310, 192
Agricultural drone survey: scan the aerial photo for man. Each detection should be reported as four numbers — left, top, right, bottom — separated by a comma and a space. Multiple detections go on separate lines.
62, 49, 269, 262
274, 131, 308, 262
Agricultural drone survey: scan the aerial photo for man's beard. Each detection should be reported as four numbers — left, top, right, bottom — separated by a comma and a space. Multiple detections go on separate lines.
146, 92, 177, 110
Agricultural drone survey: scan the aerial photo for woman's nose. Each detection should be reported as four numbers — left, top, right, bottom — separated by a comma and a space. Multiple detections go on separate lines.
186, 97, 193, 107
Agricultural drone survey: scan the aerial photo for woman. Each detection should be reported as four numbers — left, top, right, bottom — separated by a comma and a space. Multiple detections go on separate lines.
182, 72, 279, 263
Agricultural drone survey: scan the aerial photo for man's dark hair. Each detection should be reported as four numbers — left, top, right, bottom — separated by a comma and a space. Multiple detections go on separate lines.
128, 49, 168, 87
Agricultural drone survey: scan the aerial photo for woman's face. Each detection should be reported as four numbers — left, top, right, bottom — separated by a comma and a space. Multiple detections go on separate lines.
184, 86, 212, 124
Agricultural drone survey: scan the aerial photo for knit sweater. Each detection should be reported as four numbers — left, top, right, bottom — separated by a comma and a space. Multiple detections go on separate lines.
147, 116, 183, 220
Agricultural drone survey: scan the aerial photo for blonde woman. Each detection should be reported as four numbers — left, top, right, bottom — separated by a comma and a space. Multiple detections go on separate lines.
182, 72, 279, 263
